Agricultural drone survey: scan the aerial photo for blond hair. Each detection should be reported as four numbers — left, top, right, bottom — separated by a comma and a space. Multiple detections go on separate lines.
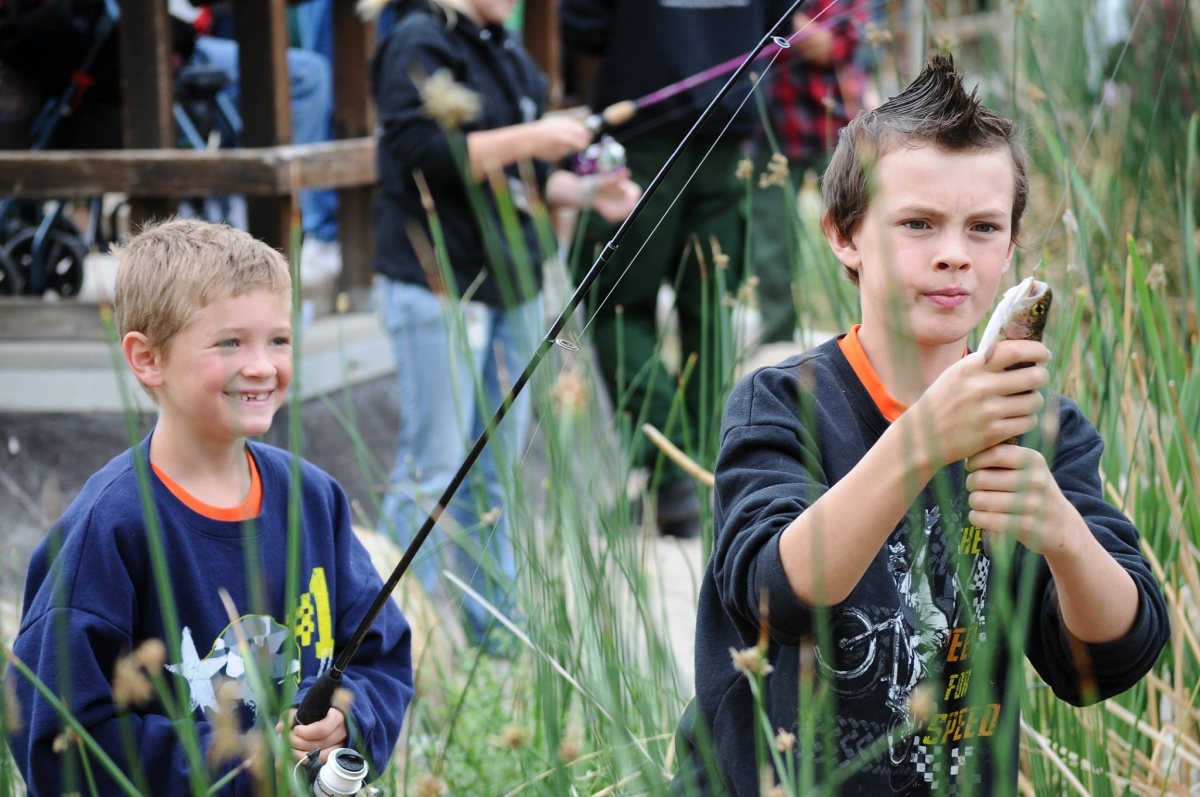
113, 218, 291, 356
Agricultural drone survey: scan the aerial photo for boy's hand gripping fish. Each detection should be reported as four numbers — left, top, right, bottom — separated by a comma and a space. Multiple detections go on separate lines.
977, 276, 1053, 445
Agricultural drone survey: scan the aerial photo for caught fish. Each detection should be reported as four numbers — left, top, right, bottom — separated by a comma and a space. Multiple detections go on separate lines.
978, 276, 1053, 362
977, 276, 1053, 445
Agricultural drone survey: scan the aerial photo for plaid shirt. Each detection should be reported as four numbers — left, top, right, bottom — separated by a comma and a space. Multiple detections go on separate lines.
768, 0, 866, 164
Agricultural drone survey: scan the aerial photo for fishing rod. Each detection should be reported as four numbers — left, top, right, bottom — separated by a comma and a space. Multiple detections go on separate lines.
294, 0, 810, 727
584, 1, 847, 134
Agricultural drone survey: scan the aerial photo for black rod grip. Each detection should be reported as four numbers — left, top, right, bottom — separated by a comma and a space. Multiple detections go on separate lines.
295, 668, 343, 726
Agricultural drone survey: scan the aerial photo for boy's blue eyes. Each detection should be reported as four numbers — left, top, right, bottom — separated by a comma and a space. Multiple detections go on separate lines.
901, 220, 1002, 233
216, 337, 292, 348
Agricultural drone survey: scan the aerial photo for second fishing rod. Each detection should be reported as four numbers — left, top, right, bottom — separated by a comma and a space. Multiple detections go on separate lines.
295, 0, 810, 726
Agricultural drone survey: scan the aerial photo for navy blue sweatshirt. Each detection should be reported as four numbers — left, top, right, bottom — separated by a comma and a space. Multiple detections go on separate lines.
10, 439, 414, 796
672, 336, 1169, 796
371, 3, 551, 307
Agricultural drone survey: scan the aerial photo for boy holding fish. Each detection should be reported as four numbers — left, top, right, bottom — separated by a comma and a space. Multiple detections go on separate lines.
672, 54, 1168, 796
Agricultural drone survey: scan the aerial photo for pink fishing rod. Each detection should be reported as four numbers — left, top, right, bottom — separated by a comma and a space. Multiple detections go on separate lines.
585, 4, 846, 133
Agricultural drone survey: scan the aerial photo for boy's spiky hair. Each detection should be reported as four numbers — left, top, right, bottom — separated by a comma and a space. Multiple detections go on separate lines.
821, 53, 1029, 286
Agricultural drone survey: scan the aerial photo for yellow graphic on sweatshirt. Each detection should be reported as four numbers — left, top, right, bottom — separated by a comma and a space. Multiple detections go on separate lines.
295, 566, 334, 661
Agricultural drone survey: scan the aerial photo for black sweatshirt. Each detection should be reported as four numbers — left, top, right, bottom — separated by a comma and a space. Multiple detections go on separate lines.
672, 336, 1170, 796
371, 4, 551, 306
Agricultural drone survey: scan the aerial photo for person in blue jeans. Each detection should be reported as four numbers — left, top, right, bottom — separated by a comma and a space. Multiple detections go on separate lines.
179, 1, 341, 288
291, 0, 340, 273
370, 0, 639, 652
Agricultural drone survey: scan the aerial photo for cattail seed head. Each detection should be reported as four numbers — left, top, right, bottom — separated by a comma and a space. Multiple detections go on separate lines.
730, 646, 774, 678
420, 69, 482, 131
416, 774, 447, 797
499, 723, 530, 750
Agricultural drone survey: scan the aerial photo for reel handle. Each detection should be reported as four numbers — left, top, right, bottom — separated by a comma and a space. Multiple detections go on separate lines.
296, 669, 342, 726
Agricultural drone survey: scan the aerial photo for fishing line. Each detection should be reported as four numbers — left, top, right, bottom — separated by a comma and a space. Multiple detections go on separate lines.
441, 32, 798, 644
293, 0, 811, 725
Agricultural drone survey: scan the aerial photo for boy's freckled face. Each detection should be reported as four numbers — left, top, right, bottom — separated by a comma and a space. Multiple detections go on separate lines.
154, 289, 293, 444
837, 145, 1017, 352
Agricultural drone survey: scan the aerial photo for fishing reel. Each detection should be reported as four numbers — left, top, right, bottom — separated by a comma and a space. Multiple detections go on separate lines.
300, 747, 381, 797
570, 134, 627, 177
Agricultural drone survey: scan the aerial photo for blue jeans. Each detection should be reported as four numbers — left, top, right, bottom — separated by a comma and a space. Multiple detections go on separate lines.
191, 36, 339, 241
294, 0, 333, 56
374, 278, 542, 646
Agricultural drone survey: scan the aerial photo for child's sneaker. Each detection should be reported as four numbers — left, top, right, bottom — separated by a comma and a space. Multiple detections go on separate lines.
299, 237, 342, 287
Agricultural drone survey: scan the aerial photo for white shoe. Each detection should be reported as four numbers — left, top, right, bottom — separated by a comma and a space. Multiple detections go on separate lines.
299, 237, 342, 287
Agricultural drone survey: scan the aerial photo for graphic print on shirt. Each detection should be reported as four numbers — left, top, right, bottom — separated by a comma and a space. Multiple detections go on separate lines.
166, 567, 334, 720
913, 519, 1002, 794
813, 504, 994, 793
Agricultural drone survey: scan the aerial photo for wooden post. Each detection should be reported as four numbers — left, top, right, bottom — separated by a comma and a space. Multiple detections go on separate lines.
118, 0, 173, 223
523, 0, 561, 105
233, 0, 294, 256
332, 2, 377, 304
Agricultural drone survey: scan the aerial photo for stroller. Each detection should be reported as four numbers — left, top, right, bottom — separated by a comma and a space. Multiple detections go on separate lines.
0, 0, 241, 297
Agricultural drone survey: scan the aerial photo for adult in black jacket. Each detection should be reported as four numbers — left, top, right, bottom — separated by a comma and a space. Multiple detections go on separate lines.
371, 0, 638, 650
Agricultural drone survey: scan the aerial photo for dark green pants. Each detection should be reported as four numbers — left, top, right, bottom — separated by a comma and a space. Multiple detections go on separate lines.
750, 153, 826, 344
572, 135, 747, 486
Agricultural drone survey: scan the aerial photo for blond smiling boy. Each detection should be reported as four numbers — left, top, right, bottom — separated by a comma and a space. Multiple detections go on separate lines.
9, 219, 412, 796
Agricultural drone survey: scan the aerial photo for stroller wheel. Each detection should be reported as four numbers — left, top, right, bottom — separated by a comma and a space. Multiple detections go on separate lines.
0, 250, 19, 296
3, 224, 87, 298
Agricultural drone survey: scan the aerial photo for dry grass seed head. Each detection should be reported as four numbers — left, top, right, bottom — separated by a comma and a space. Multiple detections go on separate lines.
416, 773, 448, 797
208, 678, 243, 766
135, 639, 167, 674
908, 682, 937, 728
500, 723, 530, 750
52, 727, 80, 755
111, 651, 154, 708
332, 686, 356, 713
730, 646, 774, 678
4, 677, 21, 735
558, 733, 583, 764
420, 69, 482, 131
552, 371, 590, 416
242, 730, 269, 785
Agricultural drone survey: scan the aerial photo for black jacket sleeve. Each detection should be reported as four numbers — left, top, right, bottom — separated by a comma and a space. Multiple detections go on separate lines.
710, 362, 828, 645
371, 15, 468, 189
1022, 396, 1170, 705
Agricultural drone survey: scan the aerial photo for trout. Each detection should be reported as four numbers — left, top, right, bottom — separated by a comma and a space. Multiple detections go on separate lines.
977, 275, 1053, 445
